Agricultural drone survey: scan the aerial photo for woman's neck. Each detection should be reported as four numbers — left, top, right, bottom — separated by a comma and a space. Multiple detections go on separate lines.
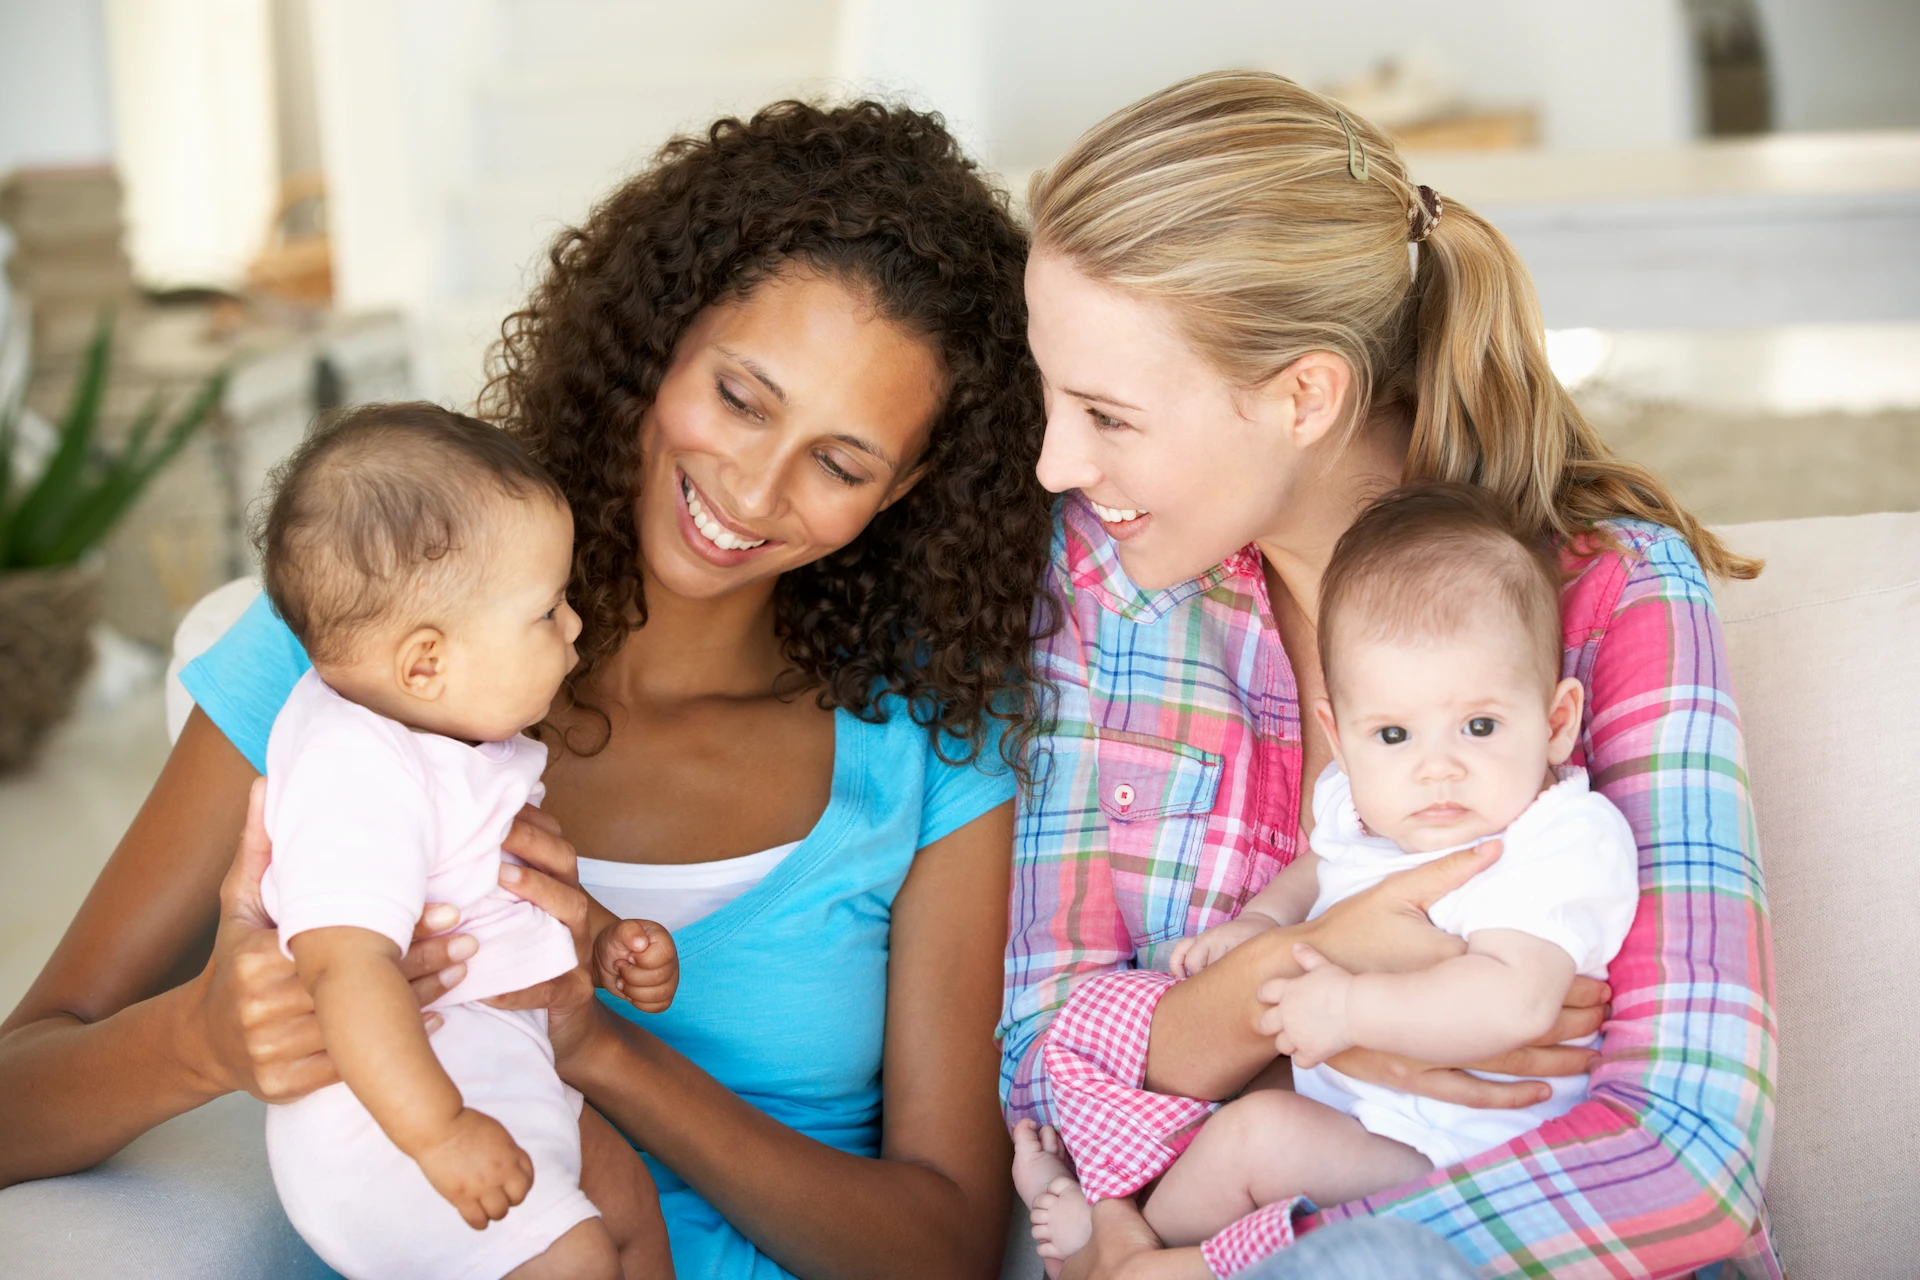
1254, 417, 1409, 624
595, 567, 788, 706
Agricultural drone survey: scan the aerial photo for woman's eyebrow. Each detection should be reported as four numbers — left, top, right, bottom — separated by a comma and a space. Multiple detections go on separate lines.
1062, 385, 1145, 412
717, 346, 787, 404
831, 433, 897, 470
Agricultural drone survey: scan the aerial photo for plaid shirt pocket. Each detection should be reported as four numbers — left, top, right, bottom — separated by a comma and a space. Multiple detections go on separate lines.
1094, 732, 1221, 949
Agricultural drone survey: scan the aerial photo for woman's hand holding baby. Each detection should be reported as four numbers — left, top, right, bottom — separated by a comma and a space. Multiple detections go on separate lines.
1285, 840, 1501, 976
198, 779, 471, 1103
1318, 977, 1609, 1109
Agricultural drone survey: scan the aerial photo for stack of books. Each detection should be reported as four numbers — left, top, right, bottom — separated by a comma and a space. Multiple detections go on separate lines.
0, 167, 136, 367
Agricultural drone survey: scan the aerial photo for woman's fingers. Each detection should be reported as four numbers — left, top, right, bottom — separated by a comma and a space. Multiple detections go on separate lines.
255, 1047, 341, 1103
1538, 997, 1610, 1046
399, 931, 475, 978
218, 777, 277, 928
1404, 1067, 1552, 1110
484, 976, 564, 1012
512, 802, 564, 837
1567, 975, 1611, 1008
412, 904, 461, 940
1387, 838, 1503, 910
1473, 1044, 1599, 1079
501, 814, 577, 883
500, 862, 592, 958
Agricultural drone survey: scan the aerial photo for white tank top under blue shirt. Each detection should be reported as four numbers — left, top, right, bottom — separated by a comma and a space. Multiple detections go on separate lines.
577, 843, 803, 933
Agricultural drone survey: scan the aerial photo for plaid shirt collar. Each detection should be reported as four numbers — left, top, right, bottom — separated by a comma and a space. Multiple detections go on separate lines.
1061, 493, 1265, 626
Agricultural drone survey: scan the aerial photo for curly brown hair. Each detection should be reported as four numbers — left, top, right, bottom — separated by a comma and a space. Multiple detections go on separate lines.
479, 99, 1054, 768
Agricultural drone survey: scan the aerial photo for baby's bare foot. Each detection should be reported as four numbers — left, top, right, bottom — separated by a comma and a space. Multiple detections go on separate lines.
1031, 1175, 1094, 1266
1012, 1119, 1074, 1207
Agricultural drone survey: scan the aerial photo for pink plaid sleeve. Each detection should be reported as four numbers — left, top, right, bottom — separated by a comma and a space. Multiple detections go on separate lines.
1200, 1200, 1308, 1276
1041, 968, 1216, 1202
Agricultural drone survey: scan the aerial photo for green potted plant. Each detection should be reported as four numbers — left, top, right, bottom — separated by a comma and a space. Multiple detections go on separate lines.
0, 313, 225, 771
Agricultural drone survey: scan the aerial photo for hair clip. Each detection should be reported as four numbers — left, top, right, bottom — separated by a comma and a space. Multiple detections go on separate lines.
1336, 110, 1369, 181
1408, 184, 1444, 243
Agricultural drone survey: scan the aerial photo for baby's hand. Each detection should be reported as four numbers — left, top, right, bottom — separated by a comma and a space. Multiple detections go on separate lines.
413, 1107, 533, 1230
594, 918, 679, 1013
1260, 944, 1358, 1069
1168, 913, 1279, 978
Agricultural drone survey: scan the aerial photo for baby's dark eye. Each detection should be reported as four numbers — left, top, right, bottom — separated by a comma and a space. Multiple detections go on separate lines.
1467, 717, 1496, 737
1376, 726, 1408, 745
1088, 408, 1126, 431
541, 608, 556, 621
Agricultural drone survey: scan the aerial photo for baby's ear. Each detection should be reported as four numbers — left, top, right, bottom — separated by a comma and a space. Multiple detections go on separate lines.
1312, 697, 1346, 771
395, 627, 449, 702
1546, 677, 1585, 765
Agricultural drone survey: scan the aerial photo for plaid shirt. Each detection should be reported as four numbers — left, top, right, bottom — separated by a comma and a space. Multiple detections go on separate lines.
1000, 494, 1780, 1278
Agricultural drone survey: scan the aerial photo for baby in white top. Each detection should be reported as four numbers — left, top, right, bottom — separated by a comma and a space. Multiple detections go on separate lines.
1025, 482, 1640, 1259
254, 403, 677, 1280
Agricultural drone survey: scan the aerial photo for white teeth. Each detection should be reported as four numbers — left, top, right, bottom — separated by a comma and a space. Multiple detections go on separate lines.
1088, 498, 1147, 524
681, 476, 765, 552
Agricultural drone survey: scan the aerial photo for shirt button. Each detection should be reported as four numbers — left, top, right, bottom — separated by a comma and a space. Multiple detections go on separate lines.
1113, 782, 1136, 810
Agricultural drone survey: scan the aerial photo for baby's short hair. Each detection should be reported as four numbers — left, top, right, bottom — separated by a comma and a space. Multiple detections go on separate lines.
1318, 483, 1562, 697
256, 401, 564, 665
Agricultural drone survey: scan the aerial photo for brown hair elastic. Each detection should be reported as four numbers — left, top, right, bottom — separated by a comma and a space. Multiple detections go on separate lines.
1409, 184, 1444, 243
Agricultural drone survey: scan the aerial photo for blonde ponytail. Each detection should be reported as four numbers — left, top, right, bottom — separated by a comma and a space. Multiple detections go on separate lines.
1029, 71, 1759, 580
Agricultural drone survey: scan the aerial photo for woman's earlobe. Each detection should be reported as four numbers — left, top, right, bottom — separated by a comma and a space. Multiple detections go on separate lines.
1269, 351, 1353, 448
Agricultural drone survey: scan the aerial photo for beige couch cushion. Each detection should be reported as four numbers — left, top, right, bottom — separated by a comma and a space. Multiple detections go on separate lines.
1713, 511, 1920, 1280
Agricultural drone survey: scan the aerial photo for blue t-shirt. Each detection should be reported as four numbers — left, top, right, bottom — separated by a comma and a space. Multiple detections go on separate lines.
181, 593, 1014, 1280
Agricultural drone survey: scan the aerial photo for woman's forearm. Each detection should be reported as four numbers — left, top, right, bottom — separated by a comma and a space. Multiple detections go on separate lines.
571, 1015, 999, 1280
1145, 926, 1306, 1099
0, 979, 225, 1188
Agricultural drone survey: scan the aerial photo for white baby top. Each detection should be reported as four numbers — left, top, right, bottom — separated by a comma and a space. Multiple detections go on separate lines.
261, 669, 578, 1011
1307, 763, 1640, 979
1292, 762, 1640, 1167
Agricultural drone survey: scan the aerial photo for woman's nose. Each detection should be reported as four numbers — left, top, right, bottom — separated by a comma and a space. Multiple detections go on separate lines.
1035, 411, 1103, 496
727, 450, 786, 520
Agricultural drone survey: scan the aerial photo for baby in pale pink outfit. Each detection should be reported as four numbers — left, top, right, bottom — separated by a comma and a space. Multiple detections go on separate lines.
254, 403, 677, 1280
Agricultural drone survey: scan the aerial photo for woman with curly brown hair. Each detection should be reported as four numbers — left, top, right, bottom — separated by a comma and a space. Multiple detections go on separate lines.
0, 100, 1053, 1280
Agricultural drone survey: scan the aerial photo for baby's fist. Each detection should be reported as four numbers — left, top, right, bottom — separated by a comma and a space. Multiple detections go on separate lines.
1168, 915, 1278, 978
1259, 944, 1357, 1070
594, 918, 679, 1013
414, 1107, 533, 1230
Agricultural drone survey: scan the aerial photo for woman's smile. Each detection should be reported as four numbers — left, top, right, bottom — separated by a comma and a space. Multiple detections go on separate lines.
1086, 498, 1153, 541
676, 469, 777, 563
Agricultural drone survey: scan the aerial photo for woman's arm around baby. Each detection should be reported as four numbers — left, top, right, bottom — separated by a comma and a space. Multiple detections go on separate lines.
0, 712, 474, 1188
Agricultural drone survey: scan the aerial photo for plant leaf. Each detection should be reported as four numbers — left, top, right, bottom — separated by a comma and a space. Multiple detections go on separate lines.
39, 369, 228, 566
5, 310, 114, 567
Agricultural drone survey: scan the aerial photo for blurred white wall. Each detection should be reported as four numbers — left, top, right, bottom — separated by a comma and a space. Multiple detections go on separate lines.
1758, 0, 1920, 131
0, 1, 116, 172
104, 0, 281, 289
840, 0, 1697, 172
308, 0, 836, 405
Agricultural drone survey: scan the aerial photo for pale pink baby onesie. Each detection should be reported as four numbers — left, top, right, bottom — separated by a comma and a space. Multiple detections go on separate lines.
261, 669, 595, 1280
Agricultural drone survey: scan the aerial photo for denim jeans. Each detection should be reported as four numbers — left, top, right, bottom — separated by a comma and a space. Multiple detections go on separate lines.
1233, 1217, 1479, 1280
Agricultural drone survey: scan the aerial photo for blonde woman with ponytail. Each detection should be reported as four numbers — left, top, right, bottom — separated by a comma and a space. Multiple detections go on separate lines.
1001, 72, 1777, 1280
